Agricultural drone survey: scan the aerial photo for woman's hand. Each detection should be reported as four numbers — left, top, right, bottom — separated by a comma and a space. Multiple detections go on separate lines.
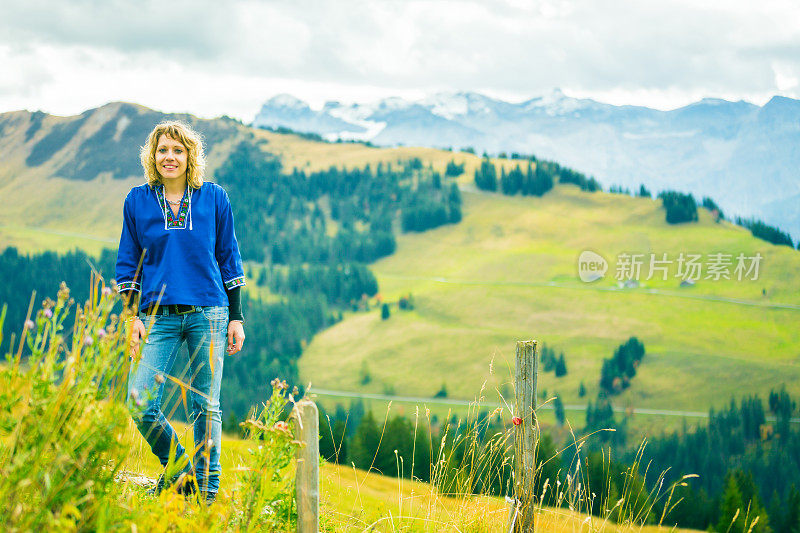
227, 320, 245, 355
129, 317, 146, 361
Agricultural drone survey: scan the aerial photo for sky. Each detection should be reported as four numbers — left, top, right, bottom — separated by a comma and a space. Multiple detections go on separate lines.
1, 0, 799, 122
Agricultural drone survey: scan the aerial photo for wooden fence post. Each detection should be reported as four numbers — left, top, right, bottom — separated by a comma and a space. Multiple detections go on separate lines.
513, 340, 538, 533
293, 399, 319, 533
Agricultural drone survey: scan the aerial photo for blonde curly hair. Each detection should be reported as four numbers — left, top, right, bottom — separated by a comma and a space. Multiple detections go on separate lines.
140, 121, 206, 189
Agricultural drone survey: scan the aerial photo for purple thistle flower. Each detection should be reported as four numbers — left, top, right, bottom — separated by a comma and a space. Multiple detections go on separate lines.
44, 308, 53, 318
97, 328, 107, 339
24, 320, 34, 330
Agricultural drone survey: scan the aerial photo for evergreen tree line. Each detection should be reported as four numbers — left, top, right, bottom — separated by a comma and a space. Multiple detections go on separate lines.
319, 408, 433, 482
215, 142, 461, 264
474, 157, 600, 195
317, 401, 561, 499
0, 246, 117, 355
736, 217, 795, 248
658, 190, 699, 224
316, 399, 657, 520
658, 189, 796, 250
401, 182, 462, 231
256, 263, 378, 307
623, 386, 800, 532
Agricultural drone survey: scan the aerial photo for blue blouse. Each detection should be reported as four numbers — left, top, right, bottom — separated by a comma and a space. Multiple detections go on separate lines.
115, 181, 246, 311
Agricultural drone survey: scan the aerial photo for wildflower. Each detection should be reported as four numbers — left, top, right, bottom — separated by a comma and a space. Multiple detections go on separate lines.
270, 378, 288, 391
84, 336, 93, 346
97, 328, 107, 339
57, 282, 70, 301
44, 308, 53, 318
512, 416, 523, 426
102, 286, 112, 297
273, 421, 290, 434
24, 320, 34, 330
129, 389, 144, 406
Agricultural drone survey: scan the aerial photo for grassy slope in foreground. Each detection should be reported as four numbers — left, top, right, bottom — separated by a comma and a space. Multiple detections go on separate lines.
125, 420, 697, 532
300, 185, 800, 415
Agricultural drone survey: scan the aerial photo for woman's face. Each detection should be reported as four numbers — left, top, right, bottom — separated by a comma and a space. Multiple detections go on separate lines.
155, 134, 188, 182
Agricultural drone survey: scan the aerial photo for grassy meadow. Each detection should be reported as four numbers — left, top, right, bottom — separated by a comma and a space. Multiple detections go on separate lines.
300, 185, 800, 423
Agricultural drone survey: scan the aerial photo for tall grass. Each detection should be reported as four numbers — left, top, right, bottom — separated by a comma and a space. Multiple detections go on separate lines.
0, 276, 766, 532
0, 275, 300, 532
316, 375, 749, 533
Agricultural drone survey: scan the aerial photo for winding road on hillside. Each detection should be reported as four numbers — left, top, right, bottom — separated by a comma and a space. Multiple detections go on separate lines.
379, 273, 800, 311
310, 388, 800, 423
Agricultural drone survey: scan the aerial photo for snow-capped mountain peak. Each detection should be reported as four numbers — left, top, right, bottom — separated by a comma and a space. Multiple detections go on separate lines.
265, 93, 309, 110
419, 91, 497, 119
522, 87, 590, 115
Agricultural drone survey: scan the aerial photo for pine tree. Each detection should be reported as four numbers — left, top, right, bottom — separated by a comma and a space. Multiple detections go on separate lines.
554, 394, 565, 425
717, 472, 745, 533
350, 411, 381, 470
555, 353, 568, 377
785, 485, 800, 533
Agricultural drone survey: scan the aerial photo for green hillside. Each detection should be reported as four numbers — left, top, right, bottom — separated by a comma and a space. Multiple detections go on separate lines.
2, 103, 798, 421
0, 104, 493, 255
300, 185, 800, 415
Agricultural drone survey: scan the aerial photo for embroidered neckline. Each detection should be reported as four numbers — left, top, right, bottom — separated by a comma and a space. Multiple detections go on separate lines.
155, 185, 190, 229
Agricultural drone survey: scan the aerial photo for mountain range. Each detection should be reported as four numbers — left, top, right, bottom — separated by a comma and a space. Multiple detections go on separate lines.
253, 90, 800, 240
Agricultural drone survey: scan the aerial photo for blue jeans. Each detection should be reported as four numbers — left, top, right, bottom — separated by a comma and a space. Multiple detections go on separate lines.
127, 305, 228, 494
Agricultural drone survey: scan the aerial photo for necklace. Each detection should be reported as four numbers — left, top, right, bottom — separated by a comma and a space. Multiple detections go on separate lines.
164, 187, 186, 206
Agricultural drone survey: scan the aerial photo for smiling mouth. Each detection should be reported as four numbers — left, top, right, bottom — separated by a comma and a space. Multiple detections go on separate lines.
162, 165, 178, 170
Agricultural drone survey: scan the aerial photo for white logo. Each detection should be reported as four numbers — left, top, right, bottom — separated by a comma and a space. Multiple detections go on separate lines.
578, 250, 607, 282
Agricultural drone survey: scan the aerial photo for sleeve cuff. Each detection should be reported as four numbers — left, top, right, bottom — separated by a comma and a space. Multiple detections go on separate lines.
224, 276, 246, 290
117, 281, 141, 292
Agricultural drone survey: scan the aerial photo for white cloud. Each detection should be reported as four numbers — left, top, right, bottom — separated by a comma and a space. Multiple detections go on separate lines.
0, 0, 798, 118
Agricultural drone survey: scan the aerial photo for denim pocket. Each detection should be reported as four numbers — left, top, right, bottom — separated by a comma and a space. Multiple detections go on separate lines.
202, 306, 229, 321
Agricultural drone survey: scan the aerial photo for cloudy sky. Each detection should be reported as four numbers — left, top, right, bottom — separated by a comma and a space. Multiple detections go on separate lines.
1, 0, 798, 121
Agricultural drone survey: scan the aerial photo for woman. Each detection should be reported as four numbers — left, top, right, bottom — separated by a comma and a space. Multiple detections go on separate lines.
115, 121, 246, 505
